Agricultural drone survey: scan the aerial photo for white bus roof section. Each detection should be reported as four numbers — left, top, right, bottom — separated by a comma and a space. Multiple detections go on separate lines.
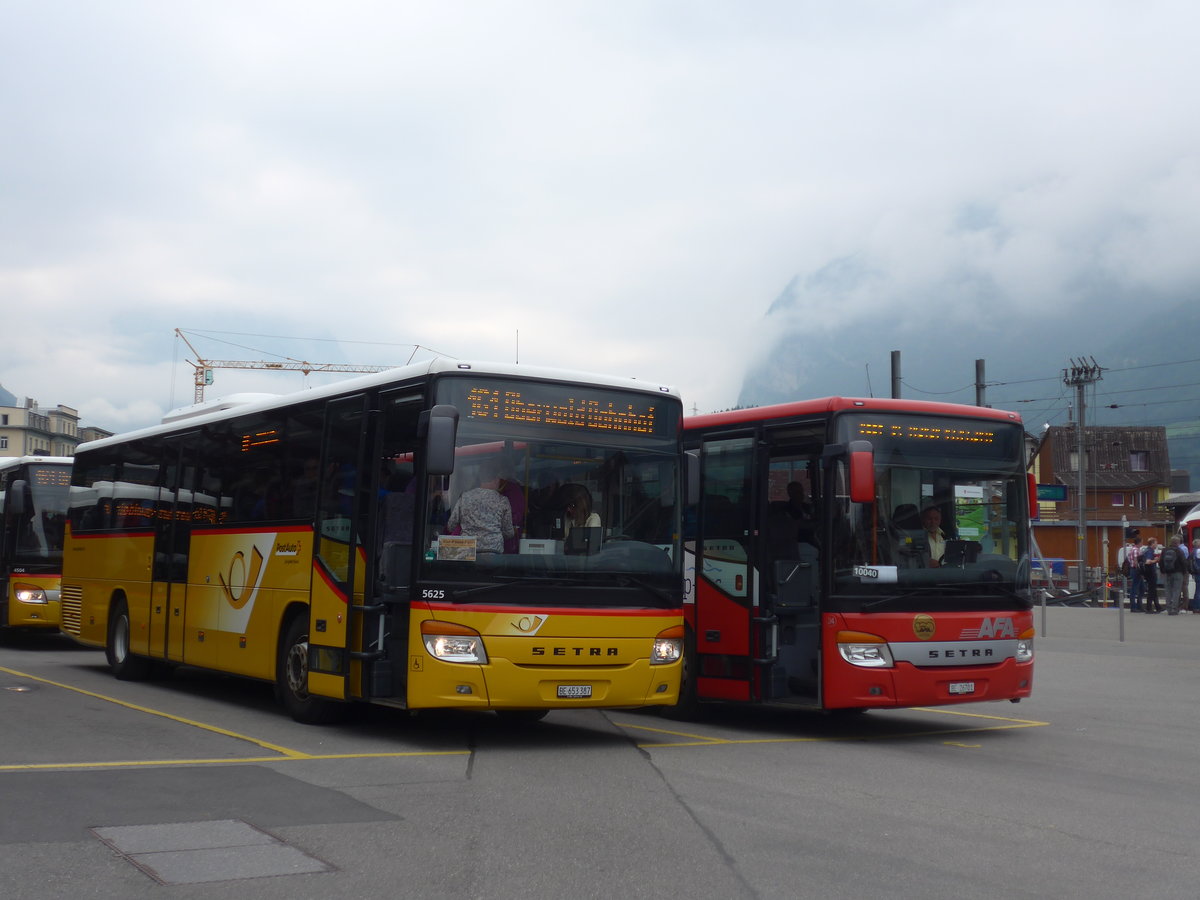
162, 393, 281, 424
80, 359, 679, 453
0, 456, 75, 472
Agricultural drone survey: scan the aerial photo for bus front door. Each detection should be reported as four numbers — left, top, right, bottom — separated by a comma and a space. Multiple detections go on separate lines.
151, 434, 194, 664
761, 444, 822, 705
307, 394, 371, 702
695, 436, 758, 703
369, 388, 422, 703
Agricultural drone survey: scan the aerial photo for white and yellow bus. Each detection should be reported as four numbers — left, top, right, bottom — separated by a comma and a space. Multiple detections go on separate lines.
1, 456, 73, 630
60, 360, 684, 722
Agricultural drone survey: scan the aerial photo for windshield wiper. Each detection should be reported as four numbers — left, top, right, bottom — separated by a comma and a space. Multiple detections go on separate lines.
606, 573, 676, 607
449, 577, 571, 600
859, 584, 975, 611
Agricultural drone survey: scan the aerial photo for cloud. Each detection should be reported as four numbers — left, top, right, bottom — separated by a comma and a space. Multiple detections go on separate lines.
3, 1, 1200, 435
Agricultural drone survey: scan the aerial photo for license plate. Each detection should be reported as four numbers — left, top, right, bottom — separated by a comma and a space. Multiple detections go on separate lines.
557, 684, 592, 699
948, 681, 976, 695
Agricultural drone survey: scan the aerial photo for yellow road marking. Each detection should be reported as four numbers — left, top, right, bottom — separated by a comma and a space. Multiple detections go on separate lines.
911, 705, 1048, 727
617, 722, 730, 742
0, 664, 1048, 765
615, 705, 1048, 748
0, 750, 471, 772
0, 664, 469, 771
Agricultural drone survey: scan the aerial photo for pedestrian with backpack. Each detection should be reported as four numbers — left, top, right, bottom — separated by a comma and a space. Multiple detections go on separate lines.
1141, 537, 1162, 613
1122, 534, 1144, 612
1190, 539, 1200, 614
1125, 534, 1145, 611
1160, 535, 1187, 616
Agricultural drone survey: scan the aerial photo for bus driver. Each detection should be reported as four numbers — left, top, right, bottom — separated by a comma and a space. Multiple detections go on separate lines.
921, 505, 947, 567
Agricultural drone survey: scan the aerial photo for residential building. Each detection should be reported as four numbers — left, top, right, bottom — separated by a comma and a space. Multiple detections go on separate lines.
0, 382, 112, 458
1029, 424, 1172, 572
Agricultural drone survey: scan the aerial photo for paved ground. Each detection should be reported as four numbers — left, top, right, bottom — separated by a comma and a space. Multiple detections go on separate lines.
1, 610, 1197, 899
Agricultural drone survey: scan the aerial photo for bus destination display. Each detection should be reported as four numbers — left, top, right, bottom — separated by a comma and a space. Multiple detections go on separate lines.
854, 421, 1001, 445
462, 384, 663, 435
30, 465, 72, 487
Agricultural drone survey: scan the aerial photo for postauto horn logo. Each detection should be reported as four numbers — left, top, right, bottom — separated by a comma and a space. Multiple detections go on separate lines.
219, 545, 265, 610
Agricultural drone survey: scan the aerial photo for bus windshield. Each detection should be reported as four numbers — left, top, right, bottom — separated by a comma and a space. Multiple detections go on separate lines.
418, 378, 681, 604
4, 464, 71, 566
830, 414, 1031, 610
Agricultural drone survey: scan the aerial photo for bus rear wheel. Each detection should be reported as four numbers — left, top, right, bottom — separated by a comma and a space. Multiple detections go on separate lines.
277, 613, 345, 725
106, 597, 151, 681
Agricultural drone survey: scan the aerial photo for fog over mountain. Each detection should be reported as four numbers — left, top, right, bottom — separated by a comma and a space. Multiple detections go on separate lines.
739, 216, 1200, 486
739, 259, 1185, 410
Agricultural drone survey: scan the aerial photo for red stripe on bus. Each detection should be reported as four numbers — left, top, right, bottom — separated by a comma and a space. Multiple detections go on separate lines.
422, 602, 678, 616
191, 524, 313, 537
69, 530, 154, 540
313, 560, 348, 603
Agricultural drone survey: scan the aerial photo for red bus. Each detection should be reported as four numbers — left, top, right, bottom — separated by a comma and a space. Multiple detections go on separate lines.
675, 397, 1035, 715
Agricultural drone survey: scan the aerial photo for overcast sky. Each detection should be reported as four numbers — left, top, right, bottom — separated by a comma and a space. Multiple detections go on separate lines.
3, 1, 1198, 433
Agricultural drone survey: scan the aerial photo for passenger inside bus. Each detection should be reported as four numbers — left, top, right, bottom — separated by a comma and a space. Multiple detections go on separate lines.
785, 481, 817, 546
497, 463, 526, 554
557, 482, 602, 555
445, 459, 514, 554
559, 482, 601, 536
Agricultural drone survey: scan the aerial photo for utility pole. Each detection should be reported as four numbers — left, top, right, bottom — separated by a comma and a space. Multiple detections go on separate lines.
1064, 357, 1103, 587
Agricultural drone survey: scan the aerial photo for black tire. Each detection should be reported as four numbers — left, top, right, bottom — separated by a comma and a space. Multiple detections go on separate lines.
658, 628, 703, 721
106, 597, 151, 681
277, 612, 345, 725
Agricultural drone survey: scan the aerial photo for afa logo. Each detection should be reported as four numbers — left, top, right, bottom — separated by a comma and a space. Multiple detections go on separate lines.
959, 617, 1016, 639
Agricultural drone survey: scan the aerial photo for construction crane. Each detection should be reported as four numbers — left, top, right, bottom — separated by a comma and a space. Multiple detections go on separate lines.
175, 328, 393, 404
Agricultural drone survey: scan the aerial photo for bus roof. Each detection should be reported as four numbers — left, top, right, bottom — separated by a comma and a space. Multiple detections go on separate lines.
0, 456, 74, 472
685, 397, 1023, 431
77, 359, 680, 454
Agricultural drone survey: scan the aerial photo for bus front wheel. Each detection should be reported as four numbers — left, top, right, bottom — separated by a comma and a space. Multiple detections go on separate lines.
658, 628, 702, 721
106, 597, 151, 681
277, 613, 345, 725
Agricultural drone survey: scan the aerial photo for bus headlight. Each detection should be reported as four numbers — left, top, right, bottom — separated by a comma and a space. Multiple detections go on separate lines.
836, 630, 894, 668
14, 584, 48, 604
651, 625, 684, 665
1016, 628, 1035, 663
421, 620, 488, 664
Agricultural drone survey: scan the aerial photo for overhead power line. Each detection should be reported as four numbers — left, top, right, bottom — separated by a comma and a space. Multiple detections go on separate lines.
173, 328, 440, 404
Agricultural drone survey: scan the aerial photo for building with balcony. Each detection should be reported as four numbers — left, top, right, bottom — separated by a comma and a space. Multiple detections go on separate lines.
1029, 424, 1172, 572
0, 382, 112, 459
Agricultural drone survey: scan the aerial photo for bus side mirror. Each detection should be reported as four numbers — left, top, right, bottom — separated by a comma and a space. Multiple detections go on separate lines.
8, 480, 28, 516
848, 441, 875, 504
685, 450, 700, 507
420, 405, 460, 476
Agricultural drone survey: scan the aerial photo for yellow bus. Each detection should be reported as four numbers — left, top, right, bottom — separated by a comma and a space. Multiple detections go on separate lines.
1, 456, 72, 631
60, 360, 684, 722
